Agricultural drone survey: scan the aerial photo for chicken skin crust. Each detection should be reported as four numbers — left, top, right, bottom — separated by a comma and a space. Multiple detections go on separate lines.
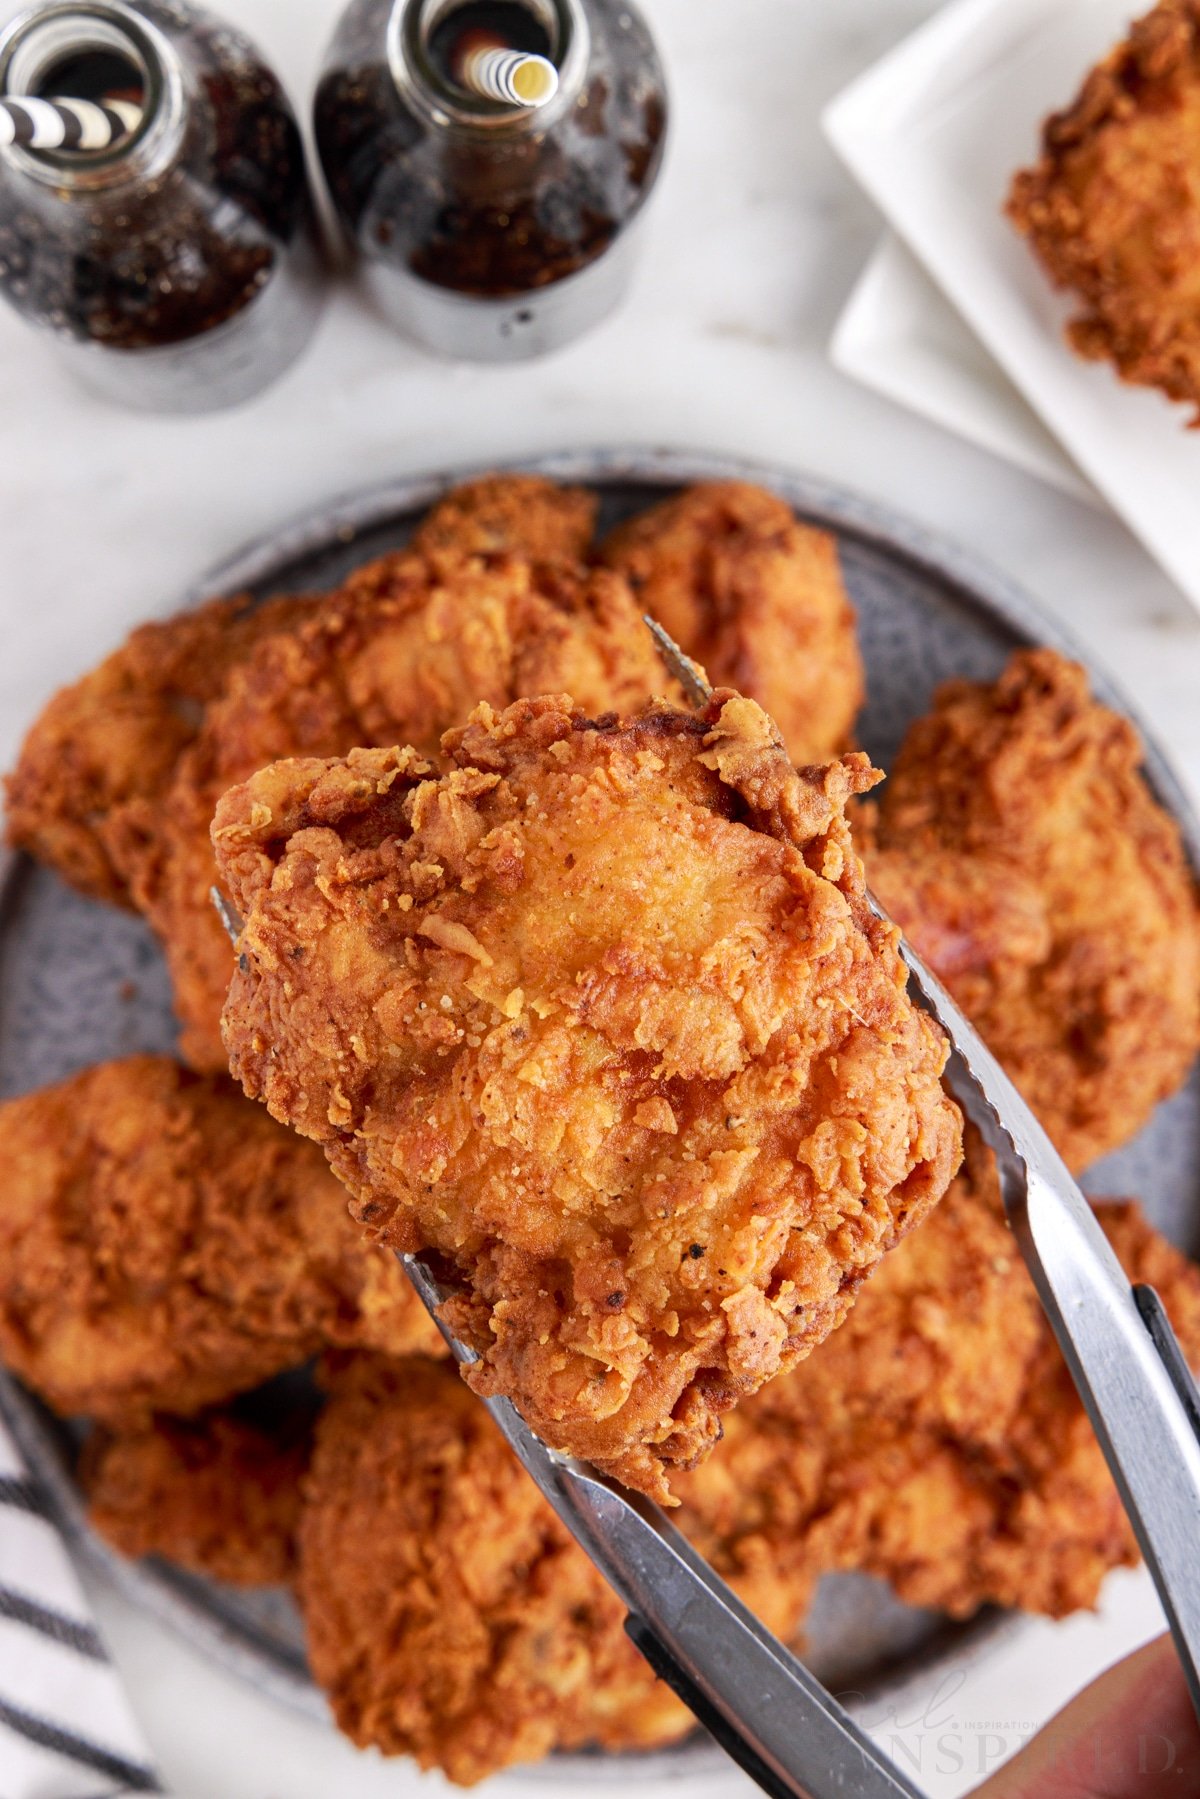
82, 1408, 309, 1588
0, 1056, 442, 1423
3, 591, 310, 909
824, 1194, 1200, 1619
868, 649, 1200, 1172
678, 1137, 1200, 1623
409, 471, 598, 567
124, 549, 675, 1071
1007, 0, 1200, 421
600, 482, 864, 763
214, 691, 961, 1500
298, 1355, 691, 1784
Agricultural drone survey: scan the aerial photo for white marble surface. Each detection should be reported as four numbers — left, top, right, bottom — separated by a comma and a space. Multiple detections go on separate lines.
2, 0, 1199, 1793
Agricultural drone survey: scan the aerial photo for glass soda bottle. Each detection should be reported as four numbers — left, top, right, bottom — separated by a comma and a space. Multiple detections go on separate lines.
0, 0, 322, 411
315, 0, 668, 361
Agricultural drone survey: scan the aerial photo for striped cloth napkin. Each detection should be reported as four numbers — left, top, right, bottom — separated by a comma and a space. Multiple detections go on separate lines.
0, 1413, 164, 1796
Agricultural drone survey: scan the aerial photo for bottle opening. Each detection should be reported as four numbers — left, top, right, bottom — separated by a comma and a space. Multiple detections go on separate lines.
0, 2, 166, 167
428, 1, 554, 82
395, 0, 579, 126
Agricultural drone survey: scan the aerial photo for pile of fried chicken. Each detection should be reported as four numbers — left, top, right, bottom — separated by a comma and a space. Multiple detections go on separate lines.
4, 474, 1200, 1785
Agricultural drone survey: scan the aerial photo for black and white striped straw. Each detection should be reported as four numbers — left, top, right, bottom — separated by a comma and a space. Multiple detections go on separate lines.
0, 1410, 166, 1796
0, 93, 141, 153
460, 46, 558, 107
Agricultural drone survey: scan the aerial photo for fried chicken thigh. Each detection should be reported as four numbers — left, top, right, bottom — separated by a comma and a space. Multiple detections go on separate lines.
83, 1407, 309, 1587
600, 482, 864, 762
678, 1144, 1200, 1622
298, 1355, 691, 1783
1007, 0, 1200, 421
825, 1196, 1200, 1618
0, 1056, 442, 1422
127, 548, 675, 1070
214, 690, 961, 1499
868, 650, 1200, 1170
4, 591, 309, 908
410, 472, 598, 567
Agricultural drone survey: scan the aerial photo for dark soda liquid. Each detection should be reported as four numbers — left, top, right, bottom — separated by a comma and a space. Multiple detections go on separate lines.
35, 46, 145, 107
427, 0, 553, 87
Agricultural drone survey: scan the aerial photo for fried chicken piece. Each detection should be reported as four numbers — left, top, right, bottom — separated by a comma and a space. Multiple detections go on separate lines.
672, 1134, 1041, 1604
4, 591, 310, 909
1007, 0, 1200, 421
82, 1408, 309, 1587
410, 472, 598, 566
298, 1191, 1200, 1783
125, 549, 674, 1071
868, 649, 1200, 1171
0, 1056, 443, 1422
826, 1197, 1200, 1618
679, 1138, 1200, 1624
298, 1355, 692, 1783
214, 691, 961, 1500
600, 482, 864, 763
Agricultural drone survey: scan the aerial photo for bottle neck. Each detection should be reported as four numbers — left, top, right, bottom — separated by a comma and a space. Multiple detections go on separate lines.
0, 0, 186, 191
388, 0, 589, 133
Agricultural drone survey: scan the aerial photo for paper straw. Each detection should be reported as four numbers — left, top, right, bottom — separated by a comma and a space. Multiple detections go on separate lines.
0, 94, 141, 152
459, 46, 558, 108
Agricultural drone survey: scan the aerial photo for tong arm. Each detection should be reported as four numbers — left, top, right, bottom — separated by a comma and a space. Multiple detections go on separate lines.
893, 931, 1200, 1719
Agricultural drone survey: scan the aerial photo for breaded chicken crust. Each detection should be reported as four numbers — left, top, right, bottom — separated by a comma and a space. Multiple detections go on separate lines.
82, 1408, 309, 1587
298, 1355, 691, 1784
868, 649, 1200, 1171
214, 691, 961, 1500
600, 482, 864, 762
1007, 0, 1200, 420
409, 472, 598, 567
3, 591, 309, 908
2, 475, 595, 917
679, 1140, 1200, 1623
296, 1182, 1200, 1782
0, 1056, 442, 1422
124, 550, 676, 1071
827, 1196, 1200, 1618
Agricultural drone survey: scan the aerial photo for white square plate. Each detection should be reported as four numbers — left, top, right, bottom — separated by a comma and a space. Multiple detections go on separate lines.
824, 0, 1200, 609
832, 234, 1098, 508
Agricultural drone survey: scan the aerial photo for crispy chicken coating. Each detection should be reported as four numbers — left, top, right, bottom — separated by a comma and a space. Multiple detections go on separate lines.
1007, 0, 1200, 421
82, 1408, 309, 1587
825, 1196, 1200, 1618
671, 1134, 1038, 1606
4, 592, 309, 909
410, 472, 598, 566
297, 1355, 692, 1784
0, 1056, 442, 1422
679, 1140, 1200, 1623
294, 1176, 1200, 1782
2, 475, 595, 914
125, 549, 675, 1071
868, 650, 1200, 1171
214, 691, 961, 1500
600, 482, 864, 763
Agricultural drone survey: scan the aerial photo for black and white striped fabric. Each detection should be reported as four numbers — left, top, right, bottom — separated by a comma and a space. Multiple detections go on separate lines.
0, 1415, 164, 1796
0, 95, 140, 153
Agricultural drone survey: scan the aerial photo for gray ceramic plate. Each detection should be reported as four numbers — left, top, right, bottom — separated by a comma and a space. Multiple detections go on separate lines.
1, 447, 1197, 1776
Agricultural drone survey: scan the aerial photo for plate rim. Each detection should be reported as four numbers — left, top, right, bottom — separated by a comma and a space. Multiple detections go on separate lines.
2, 441, 1195, 1770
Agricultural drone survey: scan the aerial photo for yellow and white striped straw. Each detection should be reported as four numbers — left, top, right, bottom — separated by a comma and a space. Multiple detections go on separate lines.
460, 45, 558, 108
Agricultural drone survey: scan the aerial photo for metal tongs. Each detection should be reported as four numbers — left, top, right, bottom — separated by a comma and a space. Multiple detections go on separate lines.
216, 625, 1200, 1799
